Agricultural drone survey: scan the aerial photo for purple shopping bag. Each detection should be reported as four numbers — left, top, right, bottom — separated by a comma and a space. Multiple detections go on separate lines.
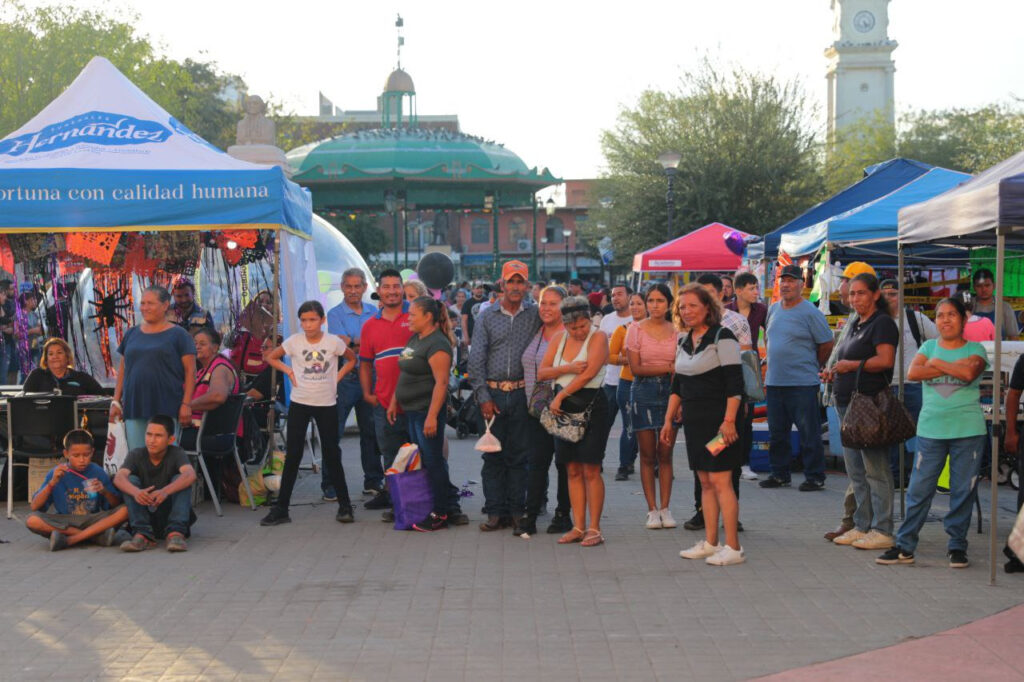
387, 468, 434, 530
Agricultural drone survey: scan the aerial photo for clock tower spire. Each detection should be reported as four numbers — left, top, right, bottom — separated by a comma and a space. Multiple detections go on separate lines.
825, 0, 897, 147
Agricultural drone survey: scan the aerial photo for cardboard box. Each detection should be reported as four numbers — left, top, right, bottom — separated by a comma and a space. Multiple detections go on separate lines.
28, 457, 55, 501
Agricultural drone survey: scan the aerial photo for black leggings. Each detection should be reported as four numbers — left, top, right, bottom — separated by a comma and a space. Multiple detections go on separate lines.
277, 401, 350, 511
525, 415, 570, 517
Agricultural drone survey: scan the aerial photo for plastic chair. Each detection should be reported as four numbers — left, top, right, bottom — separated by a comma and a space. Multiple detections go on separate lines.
5, 394, 78, 518
185, 394, 254, 516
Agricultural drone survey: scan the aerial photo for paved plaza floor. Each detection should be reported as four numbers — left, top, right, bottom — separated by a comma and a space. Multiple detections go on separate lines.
1, 425, 1022, 681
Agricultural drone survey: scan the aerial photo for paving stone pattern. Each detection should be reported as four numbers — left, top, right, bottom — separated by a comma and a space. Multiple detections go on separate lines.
1, 428, 1021, 681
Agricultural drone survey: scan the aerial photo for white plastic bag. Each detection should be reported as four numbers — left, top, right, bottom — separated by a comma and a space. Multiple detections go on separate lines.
474, 417, 502, 453
387, 443, 422, 474
1010, 506, 1024, 563
103, 419, 129, 477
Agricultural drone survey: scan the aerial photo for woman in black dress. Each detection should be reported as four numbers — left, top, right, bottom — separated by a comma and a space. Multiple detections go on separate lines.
663, 283, 746, 566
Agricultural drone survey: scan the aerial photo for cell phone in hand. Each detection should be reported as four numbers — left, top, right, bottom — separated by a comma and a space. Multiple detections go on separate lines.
706, 433, 727, 456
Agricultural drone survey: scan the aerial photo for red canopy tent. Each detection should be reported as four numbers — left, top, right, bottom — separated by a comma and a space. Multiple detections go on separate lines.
632, 222, 752, 272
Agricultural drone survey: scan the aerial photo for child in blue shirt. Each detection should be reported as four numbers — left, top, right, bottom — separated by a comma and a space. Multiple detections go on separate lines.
26, 429, 128, 551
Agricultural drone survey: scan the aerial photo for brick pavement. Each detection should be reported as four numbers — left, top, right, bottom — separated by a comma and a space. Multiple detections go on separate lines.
0, 427, 1021, 681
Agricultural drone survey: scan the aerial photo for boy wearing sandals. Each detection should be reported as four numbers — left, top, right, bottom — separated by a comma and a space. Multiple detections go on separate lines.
113, 414, 197, 552
26, 429, 128, 551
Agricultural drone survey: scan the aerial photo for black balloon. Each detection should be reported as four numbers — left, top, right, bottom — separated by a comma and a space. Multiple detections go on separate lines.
417, 252, 455, 290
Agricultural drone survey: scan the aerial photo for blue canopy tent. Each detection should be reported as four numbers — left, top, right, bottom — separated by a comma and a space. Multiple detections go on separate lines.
778, 167, 971, 262
761, 158, 934, 259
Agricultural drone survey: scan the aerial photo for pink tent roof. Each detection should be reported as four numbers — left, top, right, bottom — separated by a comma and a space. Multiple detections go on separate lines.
632, 222, 753, 272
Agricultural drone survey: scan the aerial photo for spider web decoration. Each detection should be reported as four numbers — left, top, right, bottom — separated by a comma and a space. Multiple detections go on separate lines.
89, 269, 135, 376
66, 232, 122, 266
123, 234, 159, 276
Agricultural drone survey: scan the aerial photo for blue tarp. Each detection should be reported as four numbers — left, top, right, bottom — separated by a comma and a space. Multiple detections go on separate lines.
762, 158, 934, 258
779, 167, 971, 259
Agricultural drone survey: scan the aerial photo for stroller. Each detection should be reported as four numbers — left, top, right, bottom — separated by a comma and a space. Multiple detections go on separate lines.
448, 374, 481, 439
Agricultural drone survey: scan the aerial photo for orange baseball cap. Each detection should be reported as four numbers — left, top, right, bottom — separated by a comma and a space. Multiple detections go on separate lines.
842, 261, 876, 279
501, 260, 529, 282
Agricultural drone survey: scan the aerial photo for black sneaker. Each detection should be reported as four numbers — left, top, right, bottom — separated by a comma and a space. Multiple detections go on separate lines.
382, 510, 395, 523
876, 546, 915, 565
615, 468, 629, 481
448, 512, 469, 526
737, 521, 745, 533
335, 506, 355, 523
512, 516, 537, 536
49, 532, 68, 551
683, 510, 705, 531
759, 477, 791, 489
364, 491, 392, 510
322, 487, 338, 502
412, 512, 448, 532
798, 480, 825, 492
546, 511, 573, 534
948, 549, 969, 568
260, 508, 292, 526
627, 464, 635, 475
363, 485, 384, 496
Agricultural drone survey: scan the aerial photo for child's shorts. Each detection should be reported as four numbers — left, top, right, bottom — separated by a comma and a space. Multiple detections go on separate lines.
28, 508, 117, 531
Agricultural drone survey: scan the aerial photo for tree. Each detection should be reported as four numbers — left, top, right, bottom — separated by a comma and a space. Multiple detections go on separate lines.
823, 110, 898, 194
0, 2, 245, 149
319, 213, 389, 261
590, 60, 823, 261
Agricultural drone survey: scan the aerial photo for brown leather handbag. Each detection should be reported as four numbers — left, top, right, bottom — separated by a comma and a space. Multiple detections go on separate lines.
840, 360, 916, 449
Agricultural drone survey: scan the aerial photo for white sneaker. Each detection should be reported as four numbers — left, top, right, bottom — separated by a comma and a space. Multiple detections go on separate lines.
740, 465, 759, 481
706, 545, 746, 566
645, 510, 662, 529
659, 508, 677, 529
680, 539, 721, 559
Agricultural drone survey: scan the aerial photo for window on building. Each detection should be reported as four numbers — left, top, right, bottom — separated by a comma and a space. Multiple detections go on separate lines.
545, 216, 564, 244
508, 218, 528, 245
471, 218, 490, 244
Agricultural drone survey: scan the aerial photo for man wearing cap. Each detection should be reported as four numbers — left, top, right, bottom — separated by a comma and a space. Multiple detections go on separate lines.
326, 267, 381, 501
761, 264, 834, 491
467, 260, 541, 531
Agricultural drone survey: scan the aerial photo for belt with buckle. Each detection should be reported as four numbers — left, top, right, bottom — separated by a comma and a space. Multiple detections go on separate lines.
486, 379, 526, 391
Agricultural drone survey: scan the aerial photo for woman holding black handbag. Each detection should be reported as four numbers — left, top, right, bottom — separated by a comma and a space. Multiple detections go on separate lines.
514, 285, 570, 537
822, 273, 898, 551
538, 296, 610, 546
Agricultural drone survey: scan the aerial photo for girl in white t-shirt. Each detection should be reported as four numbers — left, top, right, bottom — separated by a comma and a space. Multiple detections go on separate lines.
260, 300, 356, 526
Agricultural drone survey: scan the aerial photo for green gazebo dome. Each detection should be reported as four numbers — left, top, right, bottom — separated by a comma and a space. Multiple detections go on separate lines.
286, 127, 558, 210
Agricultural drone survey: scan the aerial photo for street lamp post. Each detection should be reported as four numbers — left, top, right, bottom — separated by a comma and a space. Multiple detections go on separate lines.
485, 191, 499, 279
531, 193, 538, 276
385, 190, 398, 266
540, 237, 549, 281
657, 151, 681, 241
563, 228, 572, 281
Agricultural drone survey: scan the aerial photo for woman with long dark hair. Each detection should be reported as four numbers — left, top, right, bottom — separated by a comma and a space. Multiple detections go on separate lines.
390, 296, 460, 531
109, 285, 196, 450
824, 273, 899, 550
627, 283, 679, 529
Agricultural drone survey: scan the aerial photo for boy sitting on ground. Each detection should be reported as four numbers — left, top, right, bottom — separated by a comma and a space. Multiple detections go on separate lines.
113, 414, 197, 552
26, 429, 128, 551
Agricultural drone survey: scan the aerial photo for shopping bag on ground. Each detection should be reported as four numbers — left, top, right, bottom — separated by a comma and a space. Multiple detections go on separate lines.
1008, 506, 1024, 562
388, 443, 422, 474
103, 419, 129, 477
388, 468, 433, 530
474, 417, 501, 453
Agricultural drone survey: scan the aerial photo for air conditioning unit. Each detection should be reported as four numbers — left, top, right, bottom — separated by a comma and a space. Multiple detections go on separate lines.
516, 239, 531, 251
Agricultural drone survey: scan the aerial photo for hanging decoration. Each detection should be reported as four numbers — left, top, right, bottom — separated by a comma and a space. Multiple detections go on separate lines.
8, 234, 51, 263
11, 281, 33, 378
65, 231, 122, 266
0, 237, 13, 273
122, 234, 159, 276
89, 270, 135, 375
238, 233, 269, 265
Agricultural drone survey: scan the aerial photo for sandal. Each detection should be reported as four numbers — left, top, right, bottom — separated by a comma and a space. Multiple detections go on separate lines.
558, 527, 585, 544
581, 529, 604, 547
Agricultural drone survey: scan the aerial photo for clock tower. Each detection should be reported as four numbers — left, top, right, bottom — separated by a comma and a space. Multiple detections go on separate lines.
825, 0, 897, 146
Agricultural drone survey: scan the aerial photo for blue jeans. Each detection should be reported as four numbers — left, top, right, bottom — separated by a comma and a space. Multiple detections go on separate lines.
480, 388, 529, 517
372, 404, 407, 471
766, 385, 825, 484
837, 405, 894, 535
125, 474, 191, 539
602, 383, 619, 431
895, 435, 984, 553
325, 377, 381, 492
406, 410, 461, 516
888, 383, 923, 480
616, 379, 637, 470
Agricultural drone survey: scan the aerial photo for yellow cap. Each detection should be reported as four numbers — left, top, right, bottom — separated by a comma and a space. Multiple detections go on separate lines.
842, 261, 875, 279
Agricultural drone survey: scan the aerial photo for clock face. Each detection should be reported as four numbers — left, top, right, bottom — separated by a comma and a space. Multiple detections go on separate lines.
853, 10, 876, 33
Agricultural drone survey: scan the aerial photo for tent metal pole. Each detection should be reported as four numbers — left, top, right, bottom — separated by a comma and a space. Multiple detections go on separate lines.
267, 228, 281, 453
991, 231, 1005, 586
897, 245, 906, 517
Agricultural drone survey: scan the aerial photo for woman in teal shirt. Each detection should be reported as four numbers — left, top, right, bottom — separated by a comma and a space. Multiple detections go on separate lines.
877, 298, 988, 569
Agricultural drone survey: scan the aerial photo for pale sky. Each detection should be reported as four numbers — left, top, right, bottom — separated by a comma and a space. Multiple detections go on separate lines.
32, 0, 1024, 178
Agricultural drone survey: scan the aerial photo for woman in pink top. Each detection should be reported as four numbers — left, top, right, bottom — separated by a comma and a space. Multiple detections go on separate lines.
627, 283, 680, 530
956, 290, 996, 342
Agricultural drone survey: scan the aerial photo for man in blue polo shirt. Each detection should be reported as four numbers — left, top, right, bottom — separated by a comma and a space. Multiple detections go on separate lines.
326, 267, 381, 500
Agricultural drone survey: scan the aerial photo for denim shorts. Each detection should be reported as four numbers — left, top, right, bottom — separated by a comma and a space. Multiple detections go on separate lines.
630, 374, 671, 432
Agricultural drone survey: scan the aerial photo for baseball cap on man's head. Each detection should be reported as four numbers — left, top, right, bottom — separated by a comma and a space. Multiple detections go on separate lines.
842, 261, 876, 279
501, 260, 529, 282
779, 264, 803, 280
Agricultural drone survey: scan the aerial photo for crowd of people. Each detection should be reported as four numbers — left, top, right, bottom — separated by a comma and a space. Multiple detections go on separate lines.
16, 259, 1024, 574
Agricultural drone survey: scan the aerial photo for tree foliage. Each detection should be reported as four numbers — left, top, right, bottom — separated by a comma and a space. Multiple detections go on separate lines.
0, 2, 245, 149
590, 60, 824, 260
319, 213, 389, 262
